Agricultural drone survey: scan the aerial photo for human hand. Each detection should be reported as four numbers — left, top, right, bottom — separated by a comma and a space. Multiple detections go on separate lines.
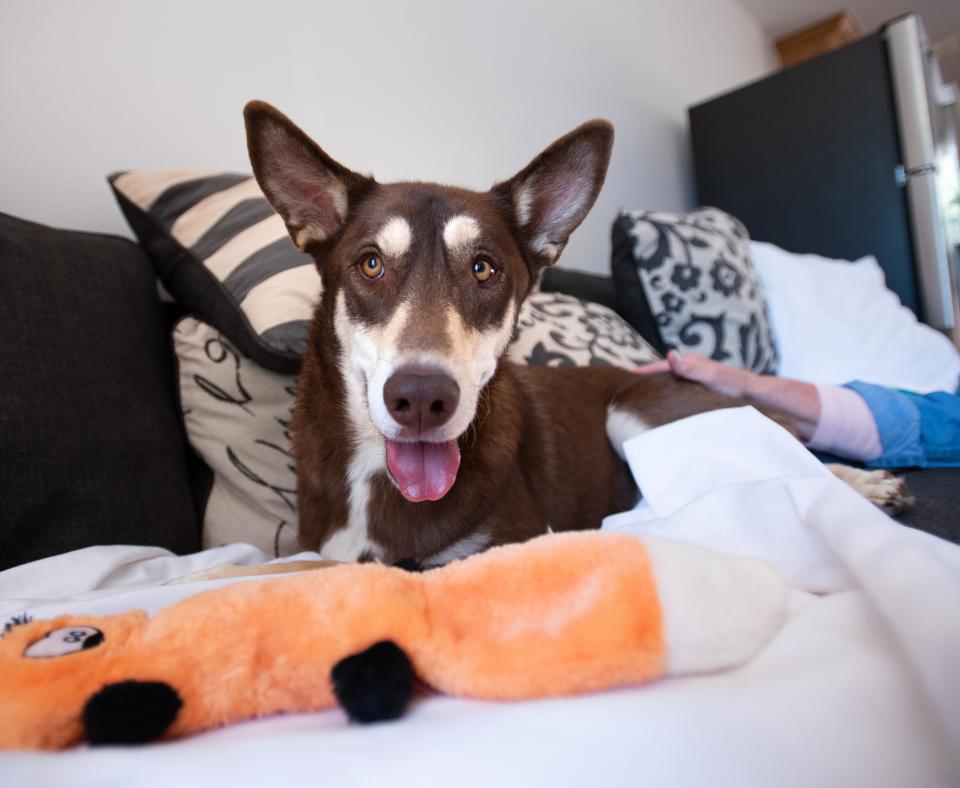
633, 358, 671, 375
635, 350, 751, 398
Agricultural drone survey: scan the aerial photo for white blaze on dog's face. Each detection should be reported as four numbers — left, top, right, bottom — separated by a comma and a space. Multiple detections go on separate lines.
245, 101, 614, 502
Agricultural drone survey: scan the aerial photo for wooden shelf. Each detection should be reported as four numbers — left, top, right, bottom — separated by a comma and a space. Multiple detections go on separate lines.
776, 11, 862, 69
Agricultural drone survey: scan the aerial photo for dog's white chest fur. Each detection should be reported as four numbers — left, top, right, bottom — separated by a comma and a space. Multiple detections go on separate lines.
320, 433, 385, 562
319, 294, 389, 563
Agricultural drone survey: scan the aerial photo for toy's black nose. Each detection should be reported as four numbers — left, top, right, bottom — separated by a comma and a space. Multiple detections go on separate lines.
384, 367, 460, 432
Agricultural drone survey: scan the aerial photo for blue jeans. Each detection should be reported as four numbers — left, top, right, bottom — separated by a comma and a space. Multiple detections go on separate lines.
845, 381, 960, 469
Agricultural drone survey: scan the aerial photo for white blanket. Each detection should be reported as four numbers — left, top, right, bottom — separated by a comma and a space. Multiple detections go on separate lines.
2, 407, 959, 787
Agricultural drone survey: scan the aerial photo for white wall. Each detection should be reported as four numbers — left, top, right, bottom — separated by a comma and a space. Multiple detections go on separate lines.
0, 0, 775, 274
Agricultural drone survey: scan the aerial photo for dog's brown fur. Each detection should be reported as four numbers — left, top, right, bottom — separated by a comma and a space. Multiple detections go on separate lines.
296, 343, 761, 564
242, 101, 906, 569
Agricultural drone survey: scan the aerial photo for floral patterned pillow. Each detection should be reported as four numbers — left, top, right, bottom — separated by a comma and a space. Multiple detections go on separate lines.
508, 293, 660, 368
612, 207, 779, 373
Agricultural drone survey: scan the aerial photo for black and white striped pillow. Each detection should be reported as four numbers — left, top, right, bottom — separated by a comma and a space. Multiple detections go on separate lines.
110, 171, 319, 373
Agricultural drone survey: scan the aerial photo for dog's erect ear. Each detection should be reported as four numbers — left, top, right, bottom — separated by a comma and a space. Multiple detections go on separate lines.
244, 100, 374, 252
492, 120, 613, 268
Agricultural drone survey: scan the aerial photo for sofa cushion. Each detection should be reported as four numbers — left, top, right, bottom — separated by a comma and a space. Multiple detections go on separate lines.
174, 316, 300, 556
611, 207, 778, 373
109, 170, 317, 374
539, 268, 668, 357
508, 293, 660, 368
0, 213, 200, 570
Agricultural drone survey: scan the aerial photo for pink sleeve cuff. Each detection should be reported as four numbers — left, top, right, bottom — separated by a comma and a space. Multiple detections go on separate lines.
807, 385, 883, 461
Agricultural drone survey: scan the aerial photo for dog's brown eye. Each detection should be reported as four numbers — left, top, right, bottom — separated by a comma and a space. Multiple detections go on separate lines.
361, 255, 384, 279
471, 259, 495, 283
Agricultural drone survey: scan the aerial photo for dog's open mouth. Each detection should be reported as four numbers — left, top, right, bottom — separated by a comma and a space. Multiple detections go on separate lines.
386, 440, 461, 503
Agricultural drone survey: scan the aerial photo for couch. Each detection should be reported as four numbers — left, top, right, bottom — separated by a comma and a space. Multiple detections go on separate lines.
1, 211, 957, 573
3, 209, 960, 785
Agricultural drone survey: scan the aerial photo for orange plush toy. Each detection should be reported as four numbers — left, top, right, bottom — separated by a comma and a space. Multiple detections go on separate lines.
0, 532, 786, 749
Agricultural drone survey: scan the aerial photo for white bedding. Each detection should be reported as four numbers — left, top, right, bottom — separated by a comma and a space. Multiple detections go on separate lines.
749, 240, 960, 394
2, 408, 959, 787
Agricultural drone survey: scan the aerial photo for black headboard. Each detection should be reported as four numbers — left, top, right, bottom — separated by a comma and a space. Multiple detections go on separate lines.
689, 33, 922, 319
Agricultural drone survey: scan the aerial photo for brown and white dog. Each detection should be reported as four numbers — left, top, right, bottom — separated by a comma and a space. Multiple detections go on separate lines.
237, 101, 909, 571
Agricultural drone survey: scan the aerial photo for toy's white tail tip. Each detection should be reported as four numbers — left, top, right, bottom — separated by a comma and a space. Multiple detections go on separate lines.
643, 537, 788, 676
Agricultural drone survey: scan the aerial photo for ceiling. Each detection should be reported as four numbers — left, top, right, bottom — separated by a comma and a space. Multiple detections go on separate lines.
736, 1, 960, 86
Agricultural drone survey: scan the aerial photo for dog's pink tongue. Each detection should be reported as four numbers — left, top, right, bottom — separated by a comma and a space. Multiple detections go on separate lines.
386, 440, 461, 502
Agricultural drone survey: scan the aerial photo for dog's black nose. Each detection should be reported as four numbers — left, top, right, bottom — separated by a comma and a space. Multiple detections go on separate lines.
384, 367, 460, 432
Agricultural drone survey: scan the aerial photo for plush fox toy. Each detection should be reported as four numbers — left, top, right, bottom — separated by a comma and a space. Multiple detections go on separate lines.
0, 532, 786, 750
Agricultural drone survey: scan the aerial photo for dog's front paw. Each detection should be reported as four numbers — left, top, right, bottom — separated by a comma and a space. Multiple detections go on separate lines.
827, 464, 915, 515
861, 469, 915, 515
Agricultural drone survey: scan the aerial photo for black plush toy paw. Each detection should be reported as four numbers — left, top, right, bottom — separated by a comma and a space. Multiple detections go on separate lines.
83, 680, 182, 745
331, 640, 415, 723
